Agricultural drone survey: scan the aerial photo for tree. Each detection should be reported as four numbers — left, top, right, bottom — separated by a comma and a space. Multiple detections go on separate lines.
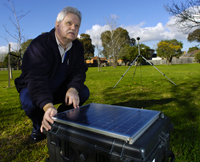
119, 45, 137, 66
101, 27, 130, 68
92, 36, 102, 71
0, 53, 7, 63
187, 28, 200, 43
188, 46, 199, 53
156, 39, 183, 65
119, 43, 150, 65
2, 0, 30, 69
21, 39, 33, 54
3, 51, 19, 67
100, 15, 131, 68
129, 38, 136, 47
78, 34, 95, 60
164, 0, 200, 33
194, 51, 200, 62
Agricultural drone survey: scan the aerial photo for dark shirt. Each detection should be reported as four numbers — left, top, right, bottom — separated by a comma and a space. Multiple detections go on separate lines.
15, 28, 88, 109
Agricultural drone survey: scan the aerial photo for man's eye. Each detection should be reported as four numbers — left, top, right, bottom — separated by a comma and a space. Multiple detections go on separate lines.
66, 22, 71, 25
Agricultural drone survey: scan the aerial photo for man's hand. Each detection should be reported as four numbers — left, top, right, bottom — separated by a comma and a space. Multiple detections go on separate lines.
65, 88, 79, 108
40, 107, 57, 132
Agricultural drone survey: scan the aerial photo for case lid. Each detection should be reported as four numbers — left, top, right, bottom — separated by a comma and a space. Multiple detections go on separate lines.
52, 103, 161, 144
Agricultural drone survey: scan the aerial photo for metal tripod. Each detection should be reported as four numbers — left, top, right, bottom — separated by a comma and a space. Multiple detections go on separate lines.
113, 37, 177, 88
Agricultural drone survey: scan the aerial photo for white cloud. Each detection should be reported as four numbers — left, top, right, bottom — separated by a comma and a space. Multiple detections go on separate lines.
85, 16, 188, 51
85, 24, 110, 46
125, 21, 187, 43
0, 46, 8, 54
0, 42, 20, 55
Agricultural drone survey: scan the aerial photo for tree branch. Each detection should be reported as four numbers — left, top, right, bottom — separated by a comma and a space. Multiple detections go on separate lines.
165, 0, 200, 33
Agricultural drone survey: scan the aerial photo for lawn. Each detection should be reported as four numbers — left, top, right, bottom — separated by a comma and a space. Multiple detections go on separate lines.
0, 63, 199, 162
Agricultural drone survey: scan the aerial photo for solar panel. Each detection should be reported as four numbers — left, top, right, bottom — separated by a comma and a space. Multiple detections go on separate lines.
52, 103, 161, 144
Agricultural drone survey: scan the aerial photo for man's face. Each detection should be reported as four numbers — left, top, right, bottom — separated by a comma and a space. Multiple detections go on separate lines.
56, 13, 80, 44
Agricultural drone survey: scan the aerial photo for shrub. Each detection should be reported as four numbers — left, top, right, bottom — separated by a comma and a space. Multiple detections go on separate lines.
194, 51, 200, 63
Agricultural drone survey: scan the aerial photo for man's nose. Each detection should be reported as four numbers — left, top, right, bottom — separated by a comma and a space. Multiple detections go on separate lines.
71, 24, 76, 30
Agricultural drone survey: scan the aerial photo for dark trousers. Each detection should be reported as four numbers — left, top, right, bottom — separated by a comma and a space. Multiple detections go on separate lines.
20, 85, 90, 132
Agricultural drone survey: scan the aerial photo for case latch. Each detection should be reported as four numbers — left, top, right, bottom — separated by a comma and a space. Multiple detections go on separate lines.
109, 139, 127, 161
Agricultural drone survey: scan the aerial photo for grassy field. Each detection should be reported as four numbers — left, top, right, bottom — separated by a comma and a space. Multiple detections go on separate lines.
0, 63, 200, 162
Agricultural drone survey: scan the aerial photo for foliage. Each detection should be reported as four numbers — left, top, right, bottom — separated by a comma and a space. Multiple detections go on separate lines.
119, 45, 137, 65
3, 41, 32, 69
194, 51, 200, 63
78, 34, 95, 60
187, 28, 200, 43
188, 46, 199, 53
21, 39, 33, 55
156, 39, 183, 65
101, 27, 130, 68
164, 0, 200, 33
0, 64, 200, 162
119, 43, 150, 65
0, 62, 5, 67
3, 51, 20, 68
129, 38, 136, 47
0, 53, 7, 63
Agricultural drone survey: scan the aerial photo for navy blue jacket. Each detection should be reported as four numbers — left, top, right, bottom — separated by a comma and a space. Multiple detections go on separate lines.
15, 28, 88, 109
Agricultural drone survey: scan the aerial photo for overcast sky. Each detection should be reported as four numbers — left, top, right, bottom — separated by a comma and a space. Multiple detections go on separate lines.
0, 0, 199, 56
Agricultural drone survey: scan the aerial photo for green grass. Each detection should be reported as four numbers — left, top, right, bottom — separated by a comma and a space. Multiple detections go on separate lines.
0, 64, 200, 162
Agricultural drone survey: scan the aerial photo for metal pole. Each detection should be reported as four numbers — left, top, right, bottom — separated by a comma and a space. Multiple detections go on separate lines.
8, 44, 11, 87
113, 55, 139, 88
113, 37, 176, 88
140, 55, 177, 86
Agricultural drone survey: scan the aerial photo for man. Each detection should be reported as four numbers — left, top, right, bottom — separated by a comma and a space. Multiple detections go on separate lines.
15, 6, 89, 143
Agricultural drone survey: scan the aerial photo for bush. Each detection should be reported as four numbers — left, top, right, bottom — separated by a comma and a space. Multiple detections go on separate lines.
194, 51, 200, 63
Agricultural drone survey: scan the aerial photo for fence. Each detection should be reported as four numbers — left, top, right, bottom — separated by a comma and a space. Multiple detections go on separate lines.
150, 57, 195, 65
0, 68, 15, 71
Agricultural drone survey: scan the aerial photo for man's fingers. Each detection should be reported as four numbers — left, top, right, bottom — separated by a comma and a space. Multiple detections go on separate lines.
66, 88, 80, 108
41, 119, 51, 132
40, 108, 57, 132
73, 98, 80, 108
65, 90, 80, 108
67, 97, 73, 105
50, 109, 57, 117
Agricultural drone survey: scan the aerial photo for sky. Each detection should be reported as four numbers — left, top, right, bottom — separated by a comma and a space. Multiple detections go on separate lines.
0, 0, 199, 56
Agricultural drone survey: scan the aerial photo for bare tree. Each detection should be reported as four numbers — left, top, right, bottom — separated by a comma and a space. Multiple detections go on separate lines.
2, 0, 30, 69
92, 35, 102, 71
104, 15, 118, 68
165, 0, 200, 33
101, 15, 130, 68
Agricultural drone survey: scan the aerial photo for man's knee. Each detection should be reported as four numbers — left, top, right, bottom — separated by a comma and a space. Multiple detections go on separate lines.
79, 85, 90, 105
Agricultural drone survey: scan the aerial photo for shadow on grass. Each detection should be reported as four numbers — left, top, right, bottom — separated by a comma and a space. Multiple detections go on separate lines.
101, 76, 200, 161
0, 129, 48, 162
101, 86, 176, 109
168, 80, 200, 161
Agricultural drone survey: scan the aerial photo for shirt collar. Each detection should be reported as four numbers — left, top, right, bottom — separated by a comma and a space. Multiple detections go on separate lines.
55, 33, 73, 62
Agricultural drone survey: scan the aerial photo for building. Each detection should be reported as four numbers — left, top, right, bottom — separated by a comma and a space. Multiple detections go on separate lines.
86, 57, 107, 67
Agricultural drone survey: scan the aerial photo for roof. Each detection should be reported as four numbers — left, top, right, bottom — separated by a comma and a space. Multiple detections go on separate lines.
181, 49, 200, 57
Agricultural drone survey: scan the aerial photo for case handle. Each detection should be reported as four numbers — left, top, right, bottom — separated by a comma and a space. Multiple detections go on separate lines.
166, 150, 175, 162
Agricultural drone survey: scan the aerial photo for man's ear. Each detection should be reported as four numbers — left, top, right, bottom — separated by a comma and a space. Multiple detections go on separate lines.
55, 21, 59, 28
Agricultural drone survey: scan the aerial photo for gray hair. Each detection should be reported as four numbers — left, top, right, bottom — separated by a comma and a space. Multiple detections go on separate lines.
56, 6, 82, 23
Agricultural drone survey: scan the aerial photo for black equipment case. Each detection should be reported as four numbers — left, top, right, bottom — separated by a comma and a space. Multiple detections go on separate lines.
44, 103, 175, 162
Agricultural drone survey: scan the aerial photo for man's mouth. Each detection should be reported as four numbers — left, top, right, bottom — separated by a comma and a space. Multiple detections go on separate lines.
67, 31, 76, 35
